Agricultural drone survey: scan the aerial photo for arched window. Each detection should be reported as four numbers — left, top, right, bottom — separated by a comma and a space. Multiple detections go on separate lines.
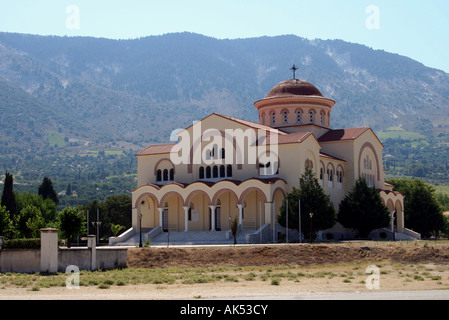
227, 165, 233, 177
213, 166, 218, 178
337, 170, 343, 189
156, 169, 162, 182
327, 169, 333, 188
220, 165, 225, 178
320, 111, 324, 125
169, 168, 174, 181
206, 166, 211, 179
283, 111, 288, 124
199, 167, 205, 179
221, 148, 225, 159
296, 111, 302, 124
163, 169, 168, 181
271, 111, 276, 125
337, 170, 343, 183
309, 111, 314, 124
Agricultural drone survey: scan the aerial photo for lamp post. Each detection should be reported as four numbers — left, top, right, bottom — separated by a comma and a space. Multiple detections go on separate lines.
309, 213, 314, 243
91, 210, 102, 246
138, 213, 143, 248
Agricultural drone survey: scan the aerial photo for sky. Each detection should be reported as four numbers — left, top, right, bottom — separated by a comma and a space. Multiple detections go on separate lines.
1, 0, 449, 73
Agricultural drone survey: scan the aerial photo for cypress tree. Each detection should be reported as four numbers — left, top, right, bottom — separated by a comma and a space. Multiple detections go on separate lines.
1, 172, 16, 219
38, 177, 59, 204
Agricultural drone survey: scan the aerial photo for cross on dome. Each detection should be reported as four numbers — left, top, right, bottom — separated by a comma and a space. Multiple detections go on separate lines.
290, 64, 299, 79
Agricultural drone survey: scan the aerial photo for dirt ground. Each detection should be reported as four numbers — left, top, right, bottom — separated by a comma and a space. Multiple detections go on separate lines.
127, 241, 449, 269
2, 241, 449, 300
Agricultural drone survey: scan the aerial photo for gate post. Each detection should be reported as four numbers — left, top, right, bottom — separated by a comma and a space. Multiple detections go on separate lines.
40, 228, 59, 274
87, 235, 96, 271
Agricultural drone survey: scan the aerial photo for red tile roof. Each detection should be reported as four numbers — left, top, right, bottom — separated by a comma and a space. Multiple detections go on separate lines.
318, 127, 371, 143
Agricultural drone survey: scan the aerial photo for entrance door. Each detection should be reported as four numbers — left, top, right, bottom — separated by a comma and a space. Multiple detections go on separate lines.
209, 207, 222, 231
162, 209, 169, 232
215, 206, 221, 231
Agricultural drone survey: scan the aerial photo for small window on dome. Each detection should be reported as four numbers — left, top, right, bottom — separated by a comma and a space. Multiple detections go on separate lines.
283, 111, 288, 124
310, 111, 314, 124
271, 112, 276, 125
296, 111, 302, 124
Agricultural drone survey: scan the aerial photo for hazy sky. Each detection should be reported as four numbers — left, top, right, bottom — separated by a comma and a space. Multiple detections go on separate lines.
1, 0, 449, 72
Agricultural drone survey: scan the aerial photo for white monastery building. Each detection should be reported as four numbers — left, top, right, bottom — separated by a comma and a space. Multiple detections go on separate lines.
112, 71, 421, 245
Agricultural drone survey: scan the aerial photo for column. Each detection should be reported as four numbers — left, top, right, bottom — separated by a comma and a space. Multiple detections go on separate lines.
264, 202, 273, 224
209, 205, 216, 231
158, 207, 164, 228
40, 228, 59, 274
131, 207, 138, 231
237, 204, 244, 229
183, 206, 189, 232
390, 211, 395, 233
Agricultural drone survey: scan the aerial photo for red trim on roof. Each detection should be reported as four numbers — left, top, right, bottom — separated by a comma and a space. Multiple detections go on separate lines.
136, 143, 176, 156
319, 152, 346, 162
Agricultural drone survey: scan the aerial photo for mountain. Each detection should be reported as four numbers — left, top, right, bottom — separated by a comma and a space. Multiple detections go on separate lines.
1, 32, 449, 142
1, 31, 449, 197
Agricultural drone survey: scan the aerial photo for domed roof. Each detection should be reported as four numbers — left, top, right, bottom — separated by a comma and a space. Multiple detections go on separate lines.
264, 79, 324, 99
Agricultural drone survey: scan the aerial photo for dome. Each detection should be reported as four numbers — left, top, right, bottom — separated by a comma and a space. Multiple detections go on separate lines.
264, 79, 324, 99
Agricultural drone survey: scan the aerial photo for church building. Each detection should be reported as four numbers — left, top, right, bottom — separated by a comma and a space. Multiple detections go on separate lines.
117, 69, 420, 245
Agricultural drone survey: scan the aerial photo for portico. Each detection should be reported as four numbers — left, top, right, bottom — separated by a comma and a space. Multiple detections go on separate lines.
132, 178, 288, 234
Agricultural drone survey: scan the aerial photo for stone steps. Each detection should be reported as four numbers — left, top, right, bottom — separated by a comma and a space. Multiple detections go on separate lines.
118, 230, 252, 246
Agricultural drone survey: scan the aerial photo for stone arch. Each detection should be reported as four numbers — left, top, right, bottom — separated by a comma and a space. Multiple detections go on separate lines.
271, 187, 287, 202
134, 193, 159, 209
136, 193, 159, 229
185, 190, 212, 207
336, 164, 345, 177
160, 191, 185, 208
395, 199, 404, 232
154, 158, 175, 175
358, 142, 381, 181
386, 198, 395, 212
212, 188, 239, 206
239, 187, 268, 206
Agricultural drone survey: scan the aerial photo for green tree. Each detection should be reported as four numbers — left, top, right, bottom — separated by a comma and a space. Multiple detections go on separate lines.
338, 178, 390, 238
387, 178, 446, 238
277, 166, 336, 240
111, 224, 125, 237
58, 207, 86, 248
0, 206, 14, 238
15, 192, 57, 225
1, 172, 16, 219
66, 183, 72, 197
83, 194, 132, 239
15, 205, 46, 238
435, 192, 449, 212
38, 177, 59, 204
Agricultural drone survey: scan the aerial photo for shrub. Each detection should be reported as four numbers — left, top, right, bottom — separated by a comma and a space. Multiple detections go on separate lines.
3, 238, 41, 249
